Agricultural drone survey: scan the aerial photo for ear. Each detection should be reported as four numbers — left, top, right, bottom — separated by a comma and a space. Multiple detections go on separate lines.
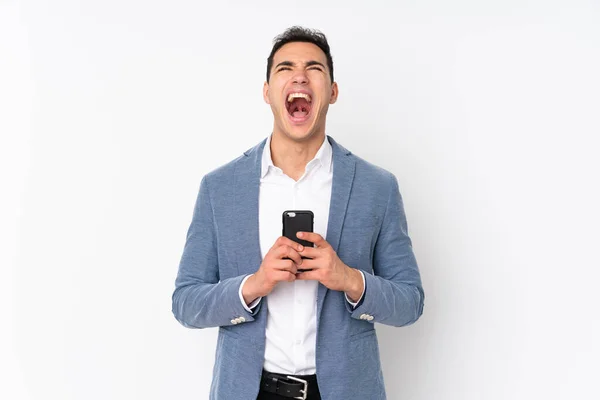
263, 81, 270, 104
329, 82, 339, 105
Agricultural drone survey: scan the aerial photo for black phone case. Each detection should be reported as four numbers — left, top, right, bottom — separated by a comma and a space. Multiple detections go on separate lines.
282, 210, 314, 254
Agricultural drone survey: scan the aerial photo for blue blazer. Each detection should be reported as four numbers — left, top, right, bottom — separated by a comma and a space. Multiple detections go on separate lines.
172, 136, 424, 400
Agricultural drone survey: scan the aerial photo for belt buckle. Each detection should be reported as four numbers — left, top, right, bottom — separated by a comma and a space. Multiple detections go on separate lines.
286, 376, 308, 400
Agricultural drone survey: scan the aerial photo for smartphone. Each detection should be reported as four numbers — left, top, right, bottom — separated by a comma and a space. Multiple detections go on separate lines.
282, 210, 314, 271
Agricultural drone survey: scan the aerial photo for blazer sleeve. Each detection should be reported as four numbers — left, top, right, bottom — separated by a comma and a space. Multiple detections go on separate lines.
345, 173, 424, 327
172, 176, 262, 329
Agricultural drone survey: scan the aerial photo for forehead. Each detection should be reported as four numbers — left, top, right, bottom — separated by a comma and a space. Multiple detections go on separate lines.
272, 42, 328, 66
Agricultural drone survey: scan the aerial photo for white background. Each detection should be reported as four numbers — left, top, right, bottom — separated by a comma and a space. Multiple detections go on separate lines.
2, 1, 599, 399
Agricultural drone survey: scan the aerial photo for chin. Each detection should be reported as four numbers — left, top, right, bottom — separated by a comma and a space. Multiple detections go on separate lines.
285, 127, 315, 141
280, 116, 322, 142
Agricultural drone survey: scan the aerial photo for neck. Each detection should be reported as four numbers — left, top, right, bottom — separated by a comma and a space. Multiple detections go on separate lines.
270, 131, 325, 181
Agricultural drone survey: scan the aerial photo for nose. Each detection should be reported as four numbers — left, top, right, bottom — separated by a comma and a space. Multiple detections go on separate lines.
292, 70, 308, 85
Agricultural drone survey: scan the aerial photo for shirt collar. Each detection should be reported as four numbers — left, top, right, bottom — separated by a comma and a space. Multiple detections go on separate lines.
260, 134, 332, 179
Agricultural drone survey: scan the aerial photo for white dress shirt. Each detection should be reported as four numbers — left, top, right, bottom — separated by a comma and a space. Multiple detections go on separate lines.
238, 134, 365, 375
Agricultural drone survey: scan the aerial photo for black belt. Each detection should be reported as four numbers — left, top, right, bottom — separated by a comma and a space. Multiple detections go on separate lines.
260, 369, 319, 399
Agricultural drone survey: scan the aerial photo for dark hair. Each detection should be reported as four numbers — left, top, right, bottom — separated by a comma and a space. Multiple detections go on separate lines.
266, 26, 334, 83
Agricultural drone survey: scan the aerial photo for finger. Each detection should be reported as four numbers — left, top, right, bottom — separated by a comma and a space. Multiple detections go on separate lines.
297, 232, 328, 248
298, 246, 319, 259
274, 270, 296, 283
273, 245, 303, 265
295, 270, 320, 281
284, 246, 304, 266
273, 236, 304, 252
296, 258, 319, 270
273, 259, 298, 274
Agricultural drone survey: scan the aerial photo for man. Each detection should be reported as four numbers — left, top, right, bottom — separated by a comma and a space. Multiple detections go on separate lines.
172, 26, 424, 400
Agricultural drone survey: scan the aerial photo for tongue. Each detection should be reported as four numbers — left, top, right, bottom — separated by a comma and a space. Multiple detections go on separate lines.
292, 110, 308, 118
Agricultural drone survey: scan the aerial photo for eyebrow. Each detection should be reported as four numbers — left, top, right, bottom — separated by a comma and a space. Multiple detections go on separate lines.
305, 61, 326, 68
274, 60, 326, 70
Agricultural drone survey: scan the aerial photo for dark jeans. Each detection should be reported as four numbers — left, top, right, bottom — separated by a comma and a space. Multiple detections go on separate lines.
257, 389, 322, 400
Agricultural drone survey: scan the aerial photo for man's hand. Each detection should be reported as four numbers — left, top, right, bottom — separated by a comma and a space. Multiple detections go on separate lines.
295, 232, 364, 302
242, 236, 304, 305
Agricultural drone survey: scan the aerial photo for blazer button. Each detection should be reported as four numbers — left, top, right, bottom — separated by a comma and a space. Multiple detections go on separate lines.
360, 314, 368, 320
367, 315, 374, 321
238, 317, 246, 323
230, 319, 238, 325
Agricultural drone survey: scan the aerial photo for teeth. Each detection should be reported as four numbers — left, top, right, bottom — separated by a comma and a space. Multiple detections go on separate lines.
287, 93, 312, 103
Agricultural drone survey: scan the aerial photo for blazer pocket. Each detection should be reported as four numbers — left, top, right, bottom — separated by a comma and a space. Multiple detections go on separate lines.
349, 328, 376, 342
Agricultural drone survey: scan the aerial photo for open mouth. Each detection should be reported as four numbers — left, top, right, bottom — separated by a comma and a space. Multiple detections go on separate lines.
285, 92, 312, 123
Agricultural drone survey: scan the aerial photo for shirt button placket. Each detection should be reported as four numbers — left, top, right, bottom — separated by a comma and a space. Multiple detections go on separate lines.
293, 284, 303, 370
290, 182, 297, 209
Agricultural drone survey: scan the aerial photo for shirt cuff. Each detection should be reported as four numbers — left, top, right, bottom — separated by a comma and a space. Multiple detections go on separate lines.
239, 274, 262, 313
345, 270, 366, 308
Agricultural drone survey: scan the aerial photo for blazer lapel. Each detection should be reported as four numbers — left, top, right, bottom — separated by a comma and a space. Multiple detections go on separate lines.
233, 138, 267, 277
317, 136, 356, 322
